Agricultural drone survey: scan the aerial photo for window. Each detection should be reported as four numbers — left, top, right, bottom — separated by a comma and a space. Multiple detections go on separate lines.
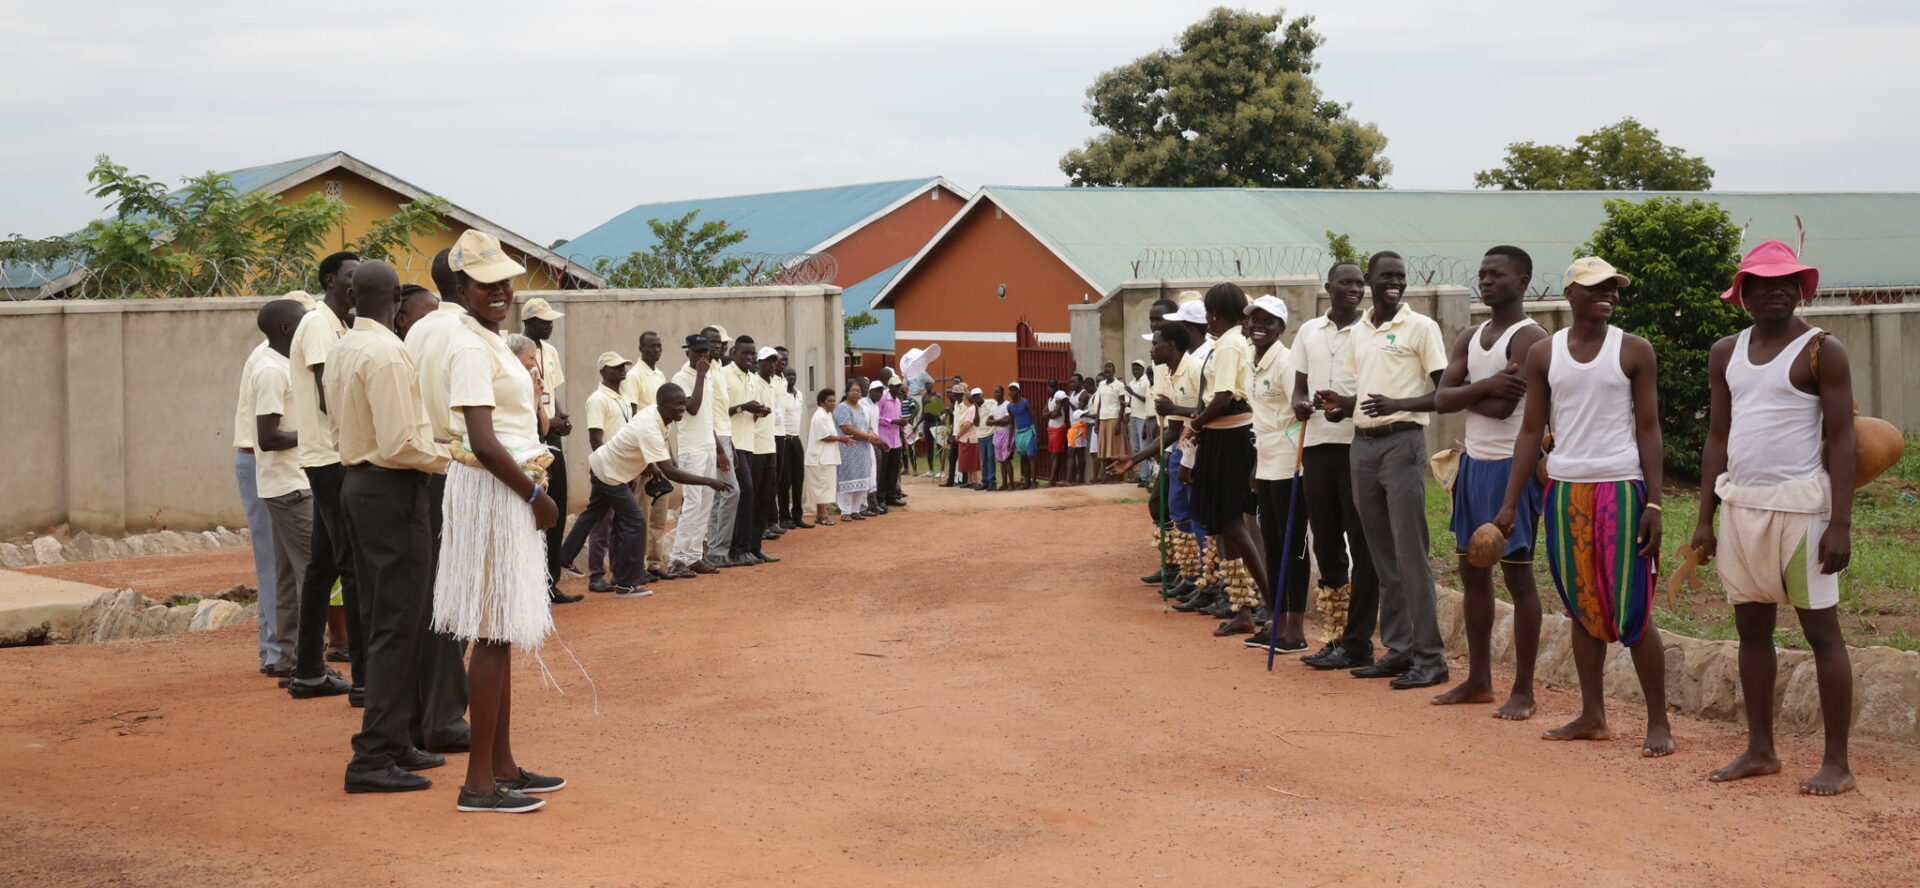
323, 180, 343, 201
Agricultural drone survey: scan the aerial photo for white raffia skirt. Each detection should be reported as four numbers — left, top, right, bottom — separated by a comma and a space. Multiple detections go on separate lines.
433, 461, 553, 650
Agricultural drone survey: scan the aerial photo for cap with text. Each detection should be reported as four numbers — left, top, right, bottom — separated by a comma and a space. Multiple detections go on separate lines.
448, 230, 526, 285
1563, 257, 1631, 290
598, 351, 632, 368
520, 297, 564, 322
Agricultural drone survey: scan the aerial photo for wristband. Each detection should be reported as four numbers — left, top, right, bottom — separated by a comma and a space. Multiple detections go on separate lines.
526, 484, 543, 504
1644, 502, 1663, 512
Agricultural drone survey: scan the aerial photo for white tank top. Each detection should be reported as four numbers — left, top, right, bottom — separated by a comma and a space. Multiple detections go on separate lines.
1547, 326, 1641, 483
1464, 318, 1539, 460
1726, 326, 1825, 487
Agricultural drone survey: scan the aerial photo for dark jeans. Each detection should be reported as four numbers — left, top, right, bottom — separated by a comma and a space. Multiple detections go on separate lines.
728, 450, 758, 556
778, 436, 804, 523
418, 472, 468, 751
562, 471, 647, 586
1304, 444, 1378, 653
880, 445, 903, 500
541, 430, 569, 587
295, 463, 364, 683
341, 466, 434, 772
1256, 477, 1312, 613
749, 452, 777, 552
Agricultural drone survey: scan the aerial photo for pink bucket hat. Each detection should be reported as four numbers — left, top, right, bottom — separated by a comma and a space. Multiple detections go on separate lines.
1722, 240, 1818, 305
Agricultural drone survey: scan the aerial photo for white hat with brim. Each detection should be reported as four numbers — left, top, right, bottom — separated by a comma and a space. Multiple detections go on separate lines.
520, 297, 564, 321
1563, 257, 1632, 290
869, 380, 886, 390
449, 230, 526, 285
598, 351, 632, 368
1245, 294, 1289, 325
756, 346, 779, 361
969, 387, 983, 396
1162, 301, 1208, 325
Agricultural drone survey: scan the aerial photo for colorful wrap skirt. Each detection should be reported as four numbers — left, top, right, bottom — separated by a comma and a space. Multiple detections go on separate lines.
1542, 479, 1657, 646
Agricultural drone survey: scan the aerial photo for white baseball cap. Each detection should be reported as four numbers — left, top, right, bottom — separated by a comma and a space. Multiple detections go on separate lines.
969, 387, 983, 396
1564, 256, 1632, 289
449, 230, 526, 285
520, 297, 564, 321
1162, 301, 1208, 325
597, 351, 632, 368
1245, 294, 1289, 324
755, 346, 778, 361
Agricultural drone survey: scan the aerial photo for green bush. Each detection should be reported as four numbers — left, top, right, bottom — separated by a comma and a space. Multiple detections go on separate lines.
1578, 197, 1744, 475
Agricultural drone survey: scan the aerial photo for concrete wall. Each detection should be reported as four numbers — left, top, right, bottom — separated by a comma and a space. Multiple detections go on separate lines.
0, 286, 843, 538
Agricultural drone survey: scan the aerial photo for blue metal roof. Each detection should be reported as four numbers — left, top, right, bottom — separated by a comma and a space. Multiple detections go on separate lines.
560, 178, 945, 267
220, 154, 335, 194
959, 187, 1920, 298
842, 259, 909, 352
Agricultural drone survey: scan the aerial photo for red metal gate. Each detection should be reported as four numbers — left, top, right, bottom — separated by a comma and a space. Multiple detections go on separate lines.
1013, 318, 1074, 480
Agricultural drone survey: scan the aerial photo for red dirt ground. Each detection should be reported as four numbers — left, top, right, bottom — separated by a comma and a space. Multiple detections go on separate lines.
3, 479, 1918, 887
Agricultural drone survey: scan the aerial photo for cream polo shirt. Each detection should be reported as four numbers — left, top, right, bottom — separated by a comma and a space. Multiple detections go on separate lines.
722, 364, 758, 448
445, 316, 541, 445
1200, 325, 1254, 404
247, 349, 311, 498
779, 388, 803, 437
324, 318, 450, 474
1095, 379, 1126, 420
1344, 303, 1448, 429
1290, 314, 1360, 447
1123, 372, 1150, 419
751, 373, 779, 453
402, 302, 470, 444
287, 301, 348, 468
233, 339, 272, 449
672, 363, 717, 453
1251, 343, 1302, 480
535, 340, 564, 421
590, 404, 673, 485
585, 384, 632, 435
975, 398, 1000, 442
619, 360, 668, 412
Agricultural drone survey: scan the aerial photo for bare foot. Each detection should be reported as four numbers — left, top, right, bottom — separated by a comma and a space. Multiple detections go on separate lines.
1641, 723, 1676, 758
1542, 716, 1613, 742
1431, 681, 1495, 706
1493, 692, 1536, 721
1800, 762, 1856, 796
1707, 750, 1781, 783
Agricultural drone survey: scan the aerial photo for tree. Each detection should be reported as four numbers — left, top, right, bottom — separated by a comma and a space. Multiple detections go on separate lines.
1060, 8, 1389, 189
844, 310, 878, 352
1325, 230, 1368, 268
1474, 118, 1714, 191
1579, 196, 1744, 474
0, 155, 450, 298
593, 210, 751, 289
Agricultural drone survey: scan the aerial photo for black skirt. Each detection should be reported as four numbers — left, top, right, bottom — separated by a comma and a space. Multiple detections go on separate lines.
1192, 424, 1257, 533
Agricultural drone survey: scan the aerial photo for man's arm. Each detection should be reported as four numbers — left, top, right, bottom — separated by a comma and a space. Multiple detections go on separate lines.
1625, 335, 1665, 557
1690, 337, 1737, 561
1494, 339, 1553, 537
1813, 336, 1856, 574
685, 367, 707, 416
312, 363, 328, 415
653, 458, 732, 491
256, 414, 298, 452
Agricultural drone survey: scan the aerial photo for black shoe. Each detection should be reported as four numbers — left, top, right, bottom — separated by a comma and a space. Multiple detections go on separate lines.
349, 686, 366, 708
938, 482, 957, 488
613, 586, 654, 599
549, 588, 584, 604
344, 765, 432, 794
1390, 664, 1451, 690
791, 520, 814, 529
1203, 595, 1237, 620
1351, 656, 1412, 679
396, 747, 446, 772
287, 672, 352, 699
1166, 580, 1198, 600
325, 647, 353, 664
1171, 587, 1217, 613
1248, 634, 1309, 653
261, 663, 296, 679
762, 529, 781, 541
456, 787, 544, 813
1306, 646, 1375, 671
423, 737, 471, 755
1141, 569, 1167, 586
587, 579, 614, 593
497, 768, 567, 793
754, 552, 780, 564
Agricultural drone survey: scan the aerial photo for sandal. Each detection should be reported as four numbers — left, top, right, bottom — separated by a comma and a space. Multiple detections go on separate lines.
817, 517, 837, 526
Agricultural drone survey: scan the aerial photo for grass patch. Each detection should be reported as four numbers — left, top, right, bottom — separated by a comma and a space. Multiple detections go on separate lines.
1420, 451, 1920, 651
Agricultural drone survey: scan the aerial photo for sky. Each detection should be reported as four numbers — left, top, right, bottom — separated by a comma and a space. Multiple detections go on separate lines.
3, 0, 1915, 247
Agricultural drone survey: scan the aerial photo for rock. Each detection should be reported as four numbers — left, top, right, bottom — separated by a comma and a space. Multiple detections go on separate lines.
211, 584, 256, 602
165, 604, 197, 634
0, 543, 27, 569
97, 589, 146, 642
132, 605, 173, 638
201, 531, 223, 550
73, 589, 143, 642
120, 536, 147, 558
31, 536, 65, 565
189, 600, 242, 632
1536, 614, 1575, 688
66, 531, 97, 561
1777, 655, 1824, 734
152, 531, 186, 554
238, 528, 251, 546
205, 601, 250, 631
236, 601, 260, 624
1603, 646, 1644, 705
1852, 646, 1920, 746
215, 527, 243, 548
1488, 612, 1517, 668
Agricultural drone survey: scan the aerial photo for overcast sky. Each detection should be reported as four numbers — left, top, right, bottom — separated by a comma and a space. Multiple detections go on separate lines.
3, 0, 1914, 247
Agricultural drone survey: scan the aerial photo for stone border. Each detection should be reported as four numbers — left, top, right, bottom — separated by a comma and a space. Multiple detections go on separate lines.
0, 527, 249, 568
65, 588, 259, 644
1435, 587, 1920, 748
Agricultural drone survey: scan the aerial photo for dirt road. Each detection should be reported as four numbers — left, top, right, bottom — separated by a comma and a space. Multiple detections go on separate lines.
3, 482, 1917, 887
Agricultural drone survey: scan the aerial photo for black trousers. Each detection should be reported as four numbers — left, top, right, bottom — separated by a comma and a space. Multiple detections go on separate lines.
879, 445, 903, 500
749, 452, 777, 553
777, 436, 804, 523
295, 463, 364, 683
728, 451, 758, 556
1256, 477, 1312, 613
541, 430, 569, 587
341, 466, 434, 772
560, 472, 647, 587
417, 473, 469, 751
1303, 444, 1379, 654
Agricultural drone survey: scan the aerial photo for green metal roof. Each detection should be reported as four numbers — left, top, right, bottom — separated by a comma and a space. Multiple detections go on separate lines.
888, 187, 1920, 301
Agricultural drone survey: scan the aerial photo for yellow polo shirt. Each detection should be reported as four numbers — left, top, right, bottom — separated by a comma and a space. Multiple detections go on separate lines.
1095, 379, 1126, 420
1251, 343, 1301, 480
446, 316, 541, 445
780, 387, 803, 437
287, 301, 348, 468
672, 363, 717, 453
590, 404, 674, 486
1290, 314, 1360, 447
585, 384, 632, 435
1343, 303, 1448, 428
619, 360, 668, 412
536, 339, 564, 421
751, 372, 779, 454
723, 364, 760, 451
247, 349, 311, 498
233, 339, 272, 449
324, 318, 449, 473
1200, 325, 1254, 403
403, 302, 471, 443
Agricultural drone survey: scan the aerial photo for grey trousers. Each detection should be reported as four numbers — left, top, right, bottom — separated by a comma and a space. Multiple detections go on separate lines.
234, 450, 279, 668
260, 489, 312, 671
1349, 428, 1444, 667
706, 436, 740, 558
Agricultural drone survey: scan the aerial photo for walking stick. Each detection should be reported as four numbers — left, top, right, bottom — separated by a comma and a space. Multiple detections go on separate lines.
1267, 426, 1307, 671
1157, 447, 1173, 603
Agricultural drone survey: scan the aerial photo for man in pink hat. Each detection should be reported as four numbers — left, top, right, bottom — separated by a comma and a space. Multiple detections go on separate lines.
1696, 240, 1857, 796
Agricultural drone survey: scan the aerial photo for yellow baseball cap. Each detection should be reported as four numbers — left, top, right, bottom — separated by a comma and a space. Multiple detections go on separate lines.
448, 230, 526, 284
1563, 257, 1631, 289
521, 297, 564, 321
597, 351, 632, 368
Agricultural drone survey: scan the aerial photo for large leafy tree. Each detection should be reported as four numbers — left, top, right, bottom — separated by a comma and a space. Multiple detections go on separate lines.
0, 155, 449, 298
593, 210, 751, 289
1475, 118, 1714, 191
1060, 8, 1389, 189
1580, 196, 1744, 474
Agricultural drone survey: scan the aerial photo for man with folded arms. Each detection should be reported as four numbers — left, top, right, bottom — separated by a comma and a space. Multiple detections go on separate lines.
248, 298, 315, 686
325, 259, 453, 793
